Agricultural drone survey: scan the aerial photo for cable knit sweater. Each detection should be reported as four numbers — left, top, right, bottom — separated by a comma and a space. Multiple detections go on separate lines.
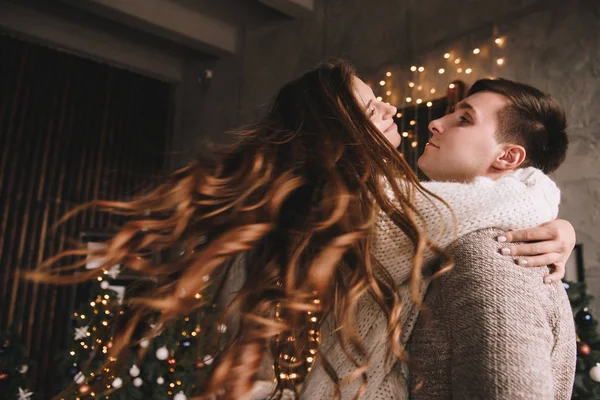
409, 228, 576, 399
299, 167, 561, 400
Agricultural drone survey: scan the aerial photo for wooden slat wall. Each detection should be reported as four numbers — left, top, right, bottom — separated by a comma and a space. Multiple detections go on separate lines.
0, 33, 172, 398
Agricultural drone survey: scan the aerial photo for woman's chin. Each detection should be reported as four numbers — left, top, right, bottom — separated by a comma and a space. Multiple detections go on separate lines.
387, 132, 401, 148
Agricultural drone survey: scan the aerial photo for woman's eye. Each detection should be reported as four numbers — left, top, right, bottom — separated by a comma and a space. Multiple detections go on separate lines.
369, 107, 376, 116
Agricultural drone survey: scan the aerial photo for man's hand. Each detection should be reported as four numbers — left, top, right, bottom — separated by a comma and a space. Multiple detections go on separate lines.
496, 219, 576, 284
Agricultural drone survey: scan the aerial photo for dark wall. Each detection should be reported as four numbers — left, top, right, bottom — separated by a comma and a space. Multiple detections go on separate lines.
0, 34, 171, 397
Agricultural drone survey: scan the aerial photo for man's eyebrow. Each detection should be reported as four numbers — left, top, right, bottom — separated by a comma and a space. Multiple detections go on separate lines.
456, 100, 478, 119
456, 101, 474, 111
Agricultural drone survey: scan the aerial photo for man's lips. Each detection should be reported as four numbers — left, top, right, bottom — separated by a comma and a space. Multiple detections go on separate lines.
426, 142, 440, 148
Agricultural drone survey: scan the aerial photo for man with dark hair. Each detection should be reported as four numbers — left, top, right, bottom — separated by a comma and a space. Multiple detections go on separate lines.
409, 78, 576, 399
418, 78, 568, 182
468, 78, 568, 173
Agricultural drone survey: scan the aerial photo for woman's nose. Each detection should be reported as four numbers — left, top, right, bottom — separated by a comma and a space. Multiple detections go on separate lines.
383, 103, 397, 118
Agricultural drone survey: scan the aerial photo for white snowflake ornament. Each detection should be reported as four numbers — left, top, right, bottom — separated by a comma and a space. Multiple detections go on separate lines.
106, 265, 121, 279
74, 325, 89, 340
17, 387, 33, 400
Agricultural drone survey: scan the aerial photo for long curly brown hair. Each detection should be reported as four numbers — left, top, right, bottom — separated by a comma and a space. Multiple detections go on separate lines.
27, 59, 451, 399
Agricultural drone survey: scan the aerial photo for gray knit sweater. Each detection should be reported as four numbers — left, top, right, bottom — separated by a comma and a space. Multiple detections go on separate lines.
409, 228, 577, 399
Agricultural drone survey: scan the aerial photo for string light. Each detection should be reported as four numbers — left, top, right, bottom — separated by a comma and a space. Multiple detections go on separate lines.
379, 80, 386, 86
473, 48, 481, 54
438, 68, 445, 74
444, 53, 450, 59
496, 58, 504, 65
457, 68, 463, 73
454, 58, 461, 64
386, 71, 392, 77
408, 82, 415, 87
386, 90, 392, 96
495, 37, 504, 46
411, 141, 418, 148
418, 66, 424, 72
426, 101, 433, 107
417, 85, 422, 91
376, 96, 383, 101
409, 120, 416, 126
402, 132, 409, 137
396, 112, 402, 118
465, 68, 472, 74
416, 99, 423, 104
430, 88, 436, 94
406, 97, 412, 103
449, 83, 456, 89
410, 66, 417, 71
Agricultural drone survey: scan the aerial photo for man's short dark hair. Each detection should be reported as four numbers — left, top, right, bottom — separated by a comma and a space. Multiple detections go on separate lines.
468, 78, 568, 173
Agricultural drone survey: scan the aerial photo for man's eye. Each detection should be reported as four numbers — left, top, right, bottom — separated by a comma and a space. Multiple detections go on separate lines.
459, 116, 469, 123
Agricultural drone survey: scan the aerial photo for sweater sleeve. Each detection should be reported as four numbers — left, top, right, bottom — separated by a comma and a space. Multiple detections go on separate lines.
440, 229, 556, 399
417, 167, 560, 249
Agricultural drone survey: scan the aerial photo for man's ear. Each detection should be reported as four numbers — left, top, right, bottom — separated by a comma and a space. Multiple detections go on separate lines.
492, 144, 527, 171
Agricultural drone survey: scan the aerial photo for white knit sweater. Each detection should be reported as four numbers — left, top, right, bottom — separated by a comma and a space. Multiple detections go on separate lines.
298, 167, 561, 400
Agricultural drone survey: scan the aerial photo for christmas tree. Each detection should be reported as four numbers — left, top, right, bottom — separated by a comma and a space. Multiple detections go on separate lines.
56, 266, 229, 400
0, 326, 35, 400
565, 280, 600, 399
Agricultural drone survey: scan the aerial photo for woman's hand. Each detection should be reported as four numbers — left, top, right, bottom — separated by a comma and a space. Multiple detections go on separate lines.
496, 219, 576, 284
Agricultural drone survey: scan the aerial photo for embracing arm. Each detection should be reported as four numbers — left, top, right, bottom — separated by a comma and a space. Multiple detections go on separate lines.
439, 229, 557, 399
418, 168, 560, 246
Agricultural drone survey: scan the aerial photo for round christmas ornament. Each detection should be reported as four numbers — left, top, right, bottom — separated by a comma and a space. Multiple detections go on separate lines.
579, 343, 591, 356
173, 391, 187, 400
74, 372, 85, 385
576, 308, 594, 326
112, 377, 123, 388
129, 364, 140, 377
133, 377, 143, 387
156, 346, 169, 360
590, 364, 600, 382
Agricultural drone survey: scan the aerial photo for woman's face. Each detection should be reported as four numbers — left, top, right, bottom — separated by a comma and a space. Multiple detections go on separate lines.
352, 76, 401, 148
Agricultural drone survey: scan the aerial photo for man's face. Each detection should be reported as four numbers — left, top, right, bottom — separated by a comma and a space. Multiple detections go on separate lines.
417, 91, 509, 182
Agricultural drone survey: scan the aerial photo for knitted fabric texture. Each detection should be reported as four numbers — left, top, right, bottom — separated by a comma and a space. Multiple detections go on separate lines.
299, 167, 560, 400
409, 228, 576, 399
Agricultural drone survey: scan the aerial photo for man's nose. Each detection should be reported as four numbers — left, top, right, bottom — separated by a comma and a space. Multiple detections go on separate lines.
428, 118, 443, 135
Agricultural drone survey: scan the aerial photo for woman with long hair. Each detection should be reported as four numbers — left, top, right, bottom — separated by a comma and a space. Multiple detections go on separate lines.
28, 59, 573, 400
